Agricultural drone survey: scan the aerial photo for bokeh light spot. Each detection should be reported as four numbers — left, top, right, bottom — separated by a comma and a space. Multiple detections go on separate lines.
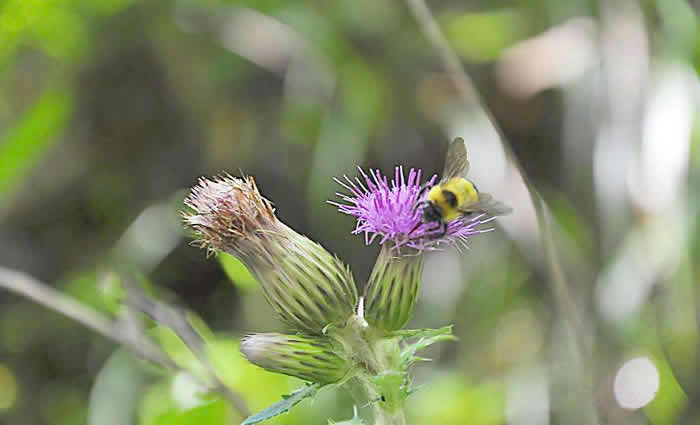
614, 356, 659, 410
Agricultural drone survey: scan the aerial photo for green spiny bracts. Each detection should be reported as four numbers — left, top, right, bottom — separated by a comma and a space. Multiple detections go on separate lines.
240, 333, 350, 384
183, 175, 357, 334
364, 245, 424, 332
250, 226, 358, 334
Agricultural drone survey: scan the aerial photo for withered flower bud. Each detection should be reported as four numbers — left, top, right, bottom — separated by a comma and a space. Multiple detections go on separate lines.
183, 175, 358, 334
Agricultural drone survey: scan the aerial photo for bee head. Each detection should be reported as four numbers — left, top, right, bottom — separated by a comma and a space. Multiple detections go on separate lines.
421, 201, 443, 223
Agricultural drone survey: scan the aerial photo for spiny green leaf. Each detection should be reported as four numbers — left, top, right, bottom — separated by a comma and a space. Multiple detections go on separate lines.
393, 325, 454, 340
400, 326, 456, 368
241, 384, 318, 425
0, 88, 72, 200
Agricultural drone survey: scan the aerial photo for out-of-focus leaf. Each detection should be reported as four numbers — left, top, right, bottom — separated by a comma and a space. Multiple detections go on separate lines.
139, 381, 172, 425
167, 399, 230, 425
332, 0, 399, 37
275, 7, 349, 66
656, 250, 699, 396
0, 0, 49, 64
444, 9, 526, 63
144, 333, 315, 423
644, 350, 688, 425
30, 7, 87, 60
152, 327, 208, 381
170, 371, 209, 410
241, 384, 318, 425
40, 383, 87, 425
88, 350, 150, 425
406, 376, 505, 425
0, 303, 45, 354
61, 270, 126, 315
657, 0, 697, 58
306, 57, 383, 240
185, 311, 217, 344
218, 253, 257, 292
548, 195, 594, 257
82, 0, 140, 16
0, 88, 72, 200
113, 203, 184, 272
341, 58, 387, 128
280, 99, 324, 147
139, 380, 231, 425
0, 363, 18, 410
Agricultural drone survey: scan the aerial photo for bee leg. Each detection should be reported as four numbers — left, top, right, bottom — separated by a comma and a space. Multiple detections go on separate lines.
422, 222, 442, 239
413, 198, 427, 213
413, 184, 432, 211
437, 222, 448, 238
408, 220, 422, 236
417, 182, 431, 198
412, 200, 421, 213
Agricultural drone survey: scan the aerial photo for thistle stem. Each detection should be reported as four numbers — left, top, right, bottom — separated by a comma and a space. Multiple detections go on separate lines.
373, 405, 407, 425
336, 316, 407, 425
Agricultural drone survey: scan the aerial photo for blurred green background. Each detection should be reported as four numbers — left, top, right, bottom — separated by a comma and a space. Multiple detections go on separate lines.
0, 0, 698, 424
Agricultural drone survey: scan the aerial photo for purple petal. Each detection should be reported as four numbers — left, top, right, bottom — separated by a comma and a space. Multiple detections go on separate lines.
332, 167, 493, 251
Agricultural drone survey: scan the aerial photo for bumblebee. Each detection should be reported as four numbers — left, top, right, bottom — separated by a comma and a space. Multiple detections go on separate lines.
416, 137, 512, 237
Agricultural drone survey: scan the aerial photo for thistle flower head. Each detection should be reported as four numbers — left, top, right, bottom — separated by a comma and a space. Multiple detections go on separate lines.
184, 175, 358, 335
241, 333, 349, 384
332, 167, 494, 251
183, 174, 275, 258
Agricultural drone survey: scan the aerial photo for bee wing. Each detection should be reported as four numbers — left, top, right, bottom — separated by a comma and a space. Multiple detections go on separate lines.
459, 193, 513, 216
442, 137, 470, 181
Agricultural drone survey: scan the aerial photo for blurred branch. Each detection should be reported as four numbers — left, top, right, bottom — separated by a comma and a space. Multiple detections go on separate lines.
404, 0, 585, 363
404, 0, 480, 104
122, 277, 207, 356
0, 266, 250, 418
404, 0, 596, 421
0, 266, 174, 367
122, 277, 251, 417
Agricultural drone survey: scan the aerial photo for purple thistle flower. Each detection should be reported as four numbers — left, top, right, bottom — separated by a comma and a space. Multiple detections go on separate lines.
330, 166, 495, 251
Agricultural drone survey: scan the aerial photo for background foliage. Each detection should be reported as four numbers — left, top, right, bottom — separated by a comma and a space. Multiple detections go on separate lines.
0, 0, 698, 424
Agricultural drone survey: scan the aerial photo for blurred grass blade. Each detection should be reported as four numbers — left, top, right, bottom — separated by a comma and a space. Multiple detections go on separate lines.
241, 384, 318, 425
0, 88, 72, 199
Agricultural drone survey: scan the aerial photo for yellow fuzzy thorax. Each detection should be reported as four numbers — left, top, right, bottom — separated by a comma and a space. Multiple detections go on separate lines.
427, 178, 479, 222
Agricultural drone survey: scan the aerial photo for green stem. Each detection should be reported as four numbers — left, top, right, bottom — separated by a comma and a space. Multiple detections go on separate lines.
334, 316, 407, 425
373, 405, 407, 425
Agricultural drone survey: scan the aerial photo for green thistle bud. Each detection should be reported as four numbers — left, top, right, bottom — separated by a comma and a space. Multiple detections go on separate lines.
183, 175, 358, 334
240, 333, 349, 384
364, 245, 423, 331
